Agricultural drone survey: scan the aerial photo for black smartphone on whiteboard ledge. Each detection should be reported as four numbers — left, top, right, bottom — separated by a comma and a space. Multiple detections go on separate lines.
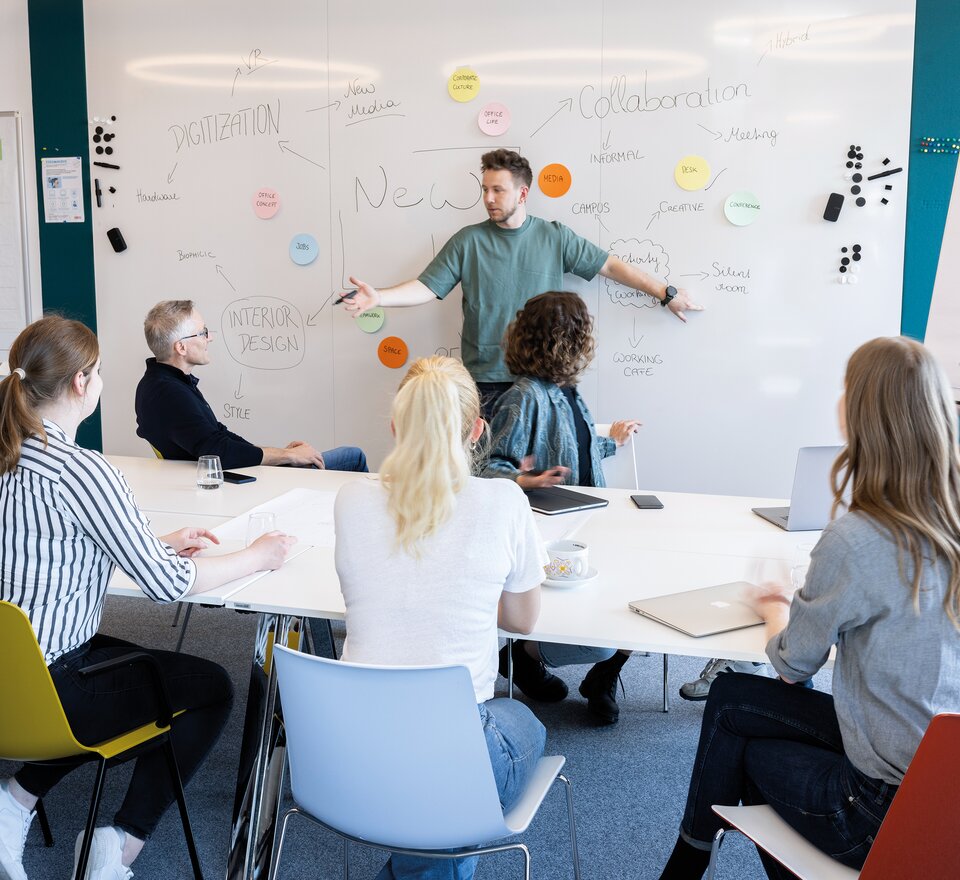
631, 494, 663, 509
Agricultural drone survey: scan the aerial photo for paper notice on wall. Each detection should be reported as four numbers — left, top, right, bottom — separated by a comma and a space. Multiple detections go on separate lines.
41, 156, 84, 223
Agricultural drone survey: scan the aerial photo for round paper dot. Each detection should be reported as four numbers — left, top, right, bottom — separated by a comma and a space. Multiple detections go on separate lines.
674, 155, 711, 191
723, 191, 761, 226
848, 274, 859, 285
538, 163, 572, 198
289, 234, 319, 266
478, 102, 511, 136
355, 308, 385, 334
378, 336, 408, 369
447, 67, 480, 102
252, 187, 281, 219
856, 197, 866, 207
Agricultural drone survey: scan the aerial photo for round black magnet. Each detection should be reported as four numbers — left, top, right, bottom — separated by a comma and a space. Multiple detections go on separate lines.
852, 244, 861, 252
95, 126, 103, 135
841, 257, 850, 265
92, 134, 101, 143
851, 185, 861, 195
105, 146, 113, 155
856, 197, 866, 207
110, 115, 116, 122
839, 266, 847, 273
845, 161, 853, 168
855, 162, 862, 169
95, 146, 104, 154
852, 253, 861, 261
855, 145, 861, 151
856, 153, 863, 160
841, 247, 848, 253
852, 173, 862, 183
847, 150, 856, 159
849, 144, 856, 150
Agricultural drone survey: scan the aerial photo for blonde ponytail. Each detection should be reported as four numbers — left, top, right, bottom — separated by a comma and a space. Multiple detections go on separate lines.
381, 356, 481, 555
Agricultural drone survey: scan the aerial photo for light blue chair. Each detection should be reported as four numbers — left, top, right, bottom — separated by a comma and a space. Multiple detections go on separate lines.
269, 645, 582, 880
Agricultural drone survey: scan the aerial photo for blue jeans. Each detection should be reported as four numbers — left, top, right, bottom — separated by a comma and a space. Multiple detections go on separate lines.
320, 445, 368, 472
375, 698, 546, 880
537, 641, 616, 667
681, 673, 897, 879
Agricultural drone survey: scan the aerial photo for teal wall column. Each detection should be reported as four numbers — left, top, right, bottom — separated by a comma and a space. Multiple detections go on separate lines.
27, 0, 101, 449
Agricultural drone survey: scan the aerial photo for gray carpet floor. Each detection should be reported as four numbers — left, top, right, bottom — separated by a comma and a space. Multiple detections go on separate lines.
3, 596, 833, 879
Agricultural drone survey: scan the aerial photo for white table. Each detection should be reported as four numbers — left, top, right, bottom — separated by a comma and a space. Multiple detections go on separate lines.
105, 455, 819, 880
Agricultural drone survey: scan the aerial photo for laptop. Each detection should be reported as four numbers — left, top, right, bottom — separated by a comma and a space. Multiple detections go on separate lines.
752, 445, 843, 531
628, 581, 763, 638
525, 486, 609, 515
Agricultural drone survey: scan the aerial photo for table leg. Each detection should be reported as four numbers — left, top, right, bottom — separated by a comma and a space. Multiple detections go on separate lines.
662, 653, 670, 713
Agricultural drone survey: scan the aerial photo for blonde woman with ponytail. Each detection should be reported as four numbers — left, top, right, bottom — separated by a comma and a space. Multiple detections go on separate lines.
334, 356, 548, 880
657, 336, 960, 880
0, 316, 295, 880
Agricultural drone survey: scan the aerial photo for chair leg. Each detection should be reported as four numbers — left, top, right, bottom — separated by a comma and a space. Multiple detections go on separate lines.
517, 842, 531, 880
506, 637, 514, 698
343, 839, 350, 880
268, 807, 299, 880
705, 827, 726, 880
557, 774, 582, 880
171, 603, 183, 627
163, 738, 204, 879
174, 604, 194, 654
35, 797, 54, 847
662, 654, 670, 713
76, 759, 108, 880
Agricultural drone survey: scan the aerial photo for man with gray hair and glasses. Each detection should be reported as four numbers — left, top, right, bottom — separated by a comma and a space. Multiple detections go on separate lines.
135, 300, 367, 471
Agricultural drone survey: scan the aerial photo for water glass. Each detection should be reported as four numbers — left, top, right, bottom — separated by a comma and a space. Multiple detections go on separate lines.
196, 455, 223, 490
246, 512, 277, 547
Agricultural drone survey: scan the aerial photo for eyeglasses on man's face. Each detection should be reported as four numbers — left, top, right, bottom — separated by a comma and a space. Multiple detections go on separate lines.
179, 327, 210, 342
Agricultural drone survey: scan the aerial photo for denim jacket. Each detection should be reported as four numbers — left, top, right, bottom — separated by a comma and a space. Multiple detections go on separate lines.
482, 376, 616, 487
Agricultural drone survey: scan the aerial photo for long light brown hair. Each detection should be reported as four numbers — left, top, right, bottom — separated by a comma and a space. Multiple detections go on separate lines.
831, 337, 960, 628
0, 316, 100, 474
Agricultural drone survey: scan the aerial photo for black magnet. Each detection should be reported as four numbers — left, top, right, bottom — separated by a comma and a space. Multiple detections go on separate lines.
93, 135, 101, 143
885, 185, 892, 190
841, 247, 848, 253
95, 126, 103, 134
839, 266, 847, 273
853, 253, 862, 261
853, 173, 862, 182
882, 158, 891, 165
95, 146, 104, 154
105, 147, 113, 155
851, 186, 861, 195
856, 197, 866, 207
853, 244, 861, 252
856, 153, 863, 160
841, 257, 850, 265
881, 198, 889, 205
846, 161, 853, 168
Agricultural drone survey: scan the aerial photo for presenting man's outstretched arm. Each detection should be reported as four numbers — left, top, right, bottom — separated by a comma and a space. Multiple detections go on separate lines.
598, 255, 704, 323
342, 275, 436, 314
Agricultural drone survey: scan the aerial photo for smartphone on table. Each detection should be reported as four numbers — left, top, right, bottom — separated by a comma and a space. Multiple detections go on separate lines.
223, 471, 257, 484
630, 494, 663, 509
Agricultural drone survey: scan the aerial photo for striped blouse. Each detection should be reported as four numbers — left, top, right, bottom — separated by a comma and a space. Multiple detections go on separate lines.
0, 420, 196, 664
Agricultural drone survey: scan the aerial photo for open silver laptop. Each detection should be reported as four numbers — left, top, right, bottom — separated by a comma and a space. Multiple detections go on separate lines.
752, 446, 843, 532
628, 582, 763, 638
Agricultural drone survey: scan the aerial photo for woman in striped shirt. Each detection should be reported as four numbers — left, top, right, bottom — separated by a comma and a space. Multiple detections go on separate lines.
0, 316, 295, 880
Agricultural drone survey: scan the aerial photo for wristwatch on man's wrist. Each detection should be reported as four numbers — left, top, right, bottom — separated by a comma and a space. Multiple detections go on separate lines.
661, 285, 677, 307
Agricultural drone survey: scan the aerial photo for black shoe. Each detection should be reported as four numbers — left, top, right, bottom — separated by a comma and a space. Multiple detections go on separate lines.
498, 640, 569, 702
578, 652, 629, 725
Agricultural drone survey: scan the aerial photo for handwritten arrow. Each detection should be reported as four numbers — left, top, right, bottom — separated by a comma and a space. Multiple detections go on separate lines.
697, 123, 722, 142
530, 98, 573, 138
167, 162, 178, 184
234, 373, 244, 400
215, 265, 236, 291
602, 130, 612, 150
704, 167, 727, 191
595, 214, 609, 233
278, 140, 326, 170
645, 210, 660, 231
681, 271, 710, 282
627, 318, 643, 349
305, 309, 323, 326
306, 101, 342, 113
231, 67, 242, 97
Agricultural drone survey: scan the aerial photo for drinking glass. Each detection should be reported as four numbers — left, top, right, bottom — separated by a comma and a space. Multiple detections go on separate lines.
246, 512, 277, 547
196, 455, 223, 490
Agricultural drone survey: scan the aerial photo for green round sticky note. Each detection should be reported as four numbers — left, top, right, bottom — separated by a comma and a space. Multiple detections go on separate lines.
355, 308, 385, 333
723, 191, 761, 226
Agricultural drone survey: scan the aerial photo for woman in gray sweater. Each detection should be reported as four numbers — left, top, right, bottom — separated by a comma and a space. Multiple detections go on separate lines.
657, 336, 960, 880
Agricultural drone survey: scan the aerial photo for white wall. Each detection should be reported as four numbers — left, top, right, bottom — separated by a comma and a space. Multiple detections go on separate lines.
0, 0, 42, 325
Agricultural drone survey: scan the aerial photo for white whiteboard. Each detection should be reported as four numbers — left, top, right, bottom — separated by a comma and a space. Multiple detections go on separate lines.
926, 158, 960, 400
0, 111, 31, 359
84, 0, 913, 497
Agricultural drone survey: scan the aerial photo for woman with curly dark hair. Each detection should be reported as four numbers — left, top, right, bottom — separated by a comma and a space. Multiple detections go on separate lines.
483, 291, 640, 725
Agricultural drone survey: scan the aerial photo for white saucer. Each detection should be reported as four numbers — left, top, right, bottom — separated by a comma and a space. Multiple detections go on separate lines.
544, 567, 598, 589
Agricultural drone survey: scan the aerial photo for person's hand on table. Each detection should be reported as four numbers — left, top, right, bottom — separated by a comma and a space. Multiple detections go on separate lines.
163, 527, 220, 557
748, 581, 792, 621
249, 532, 298, 570
286, 440, 325, 469
515, 455, 570, 491
609, 419, 642, 446
343, 276, 380, 314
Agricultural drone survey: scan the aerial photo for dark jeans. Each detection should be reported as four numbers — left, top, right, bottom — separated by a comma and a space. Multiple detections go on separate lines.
476, 383, 513, 424
15, 634, 233, 841
681, 673, 897, 880
320, 445, 368, 472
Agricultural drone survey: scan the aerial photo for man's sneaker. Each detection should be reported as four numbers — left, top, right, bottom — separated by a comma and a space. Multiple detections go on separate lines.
498, 640, 568, 702
679, 658, 766, 701
0, 780, 33, 880
72, 827, 133, 880
578, 652, 630, 725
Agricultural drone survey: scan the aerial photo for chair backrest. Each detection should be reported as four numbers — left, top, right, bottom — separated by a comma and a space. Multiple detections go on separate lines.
0, 602, 90, 761
594, 423, 639, 490
272, 645, 508, 850
860, 713, 960, 878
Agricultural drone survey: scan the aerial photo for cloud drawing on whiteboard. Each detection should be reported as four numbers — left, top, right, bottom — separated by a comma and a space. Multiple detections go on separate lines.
605, 239, 670, 309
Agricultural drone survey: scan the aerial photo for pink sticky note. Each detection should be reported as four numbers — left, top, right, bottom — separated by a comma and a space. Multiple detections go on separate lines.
252, 187, 280, 219
478, 102, 511, 136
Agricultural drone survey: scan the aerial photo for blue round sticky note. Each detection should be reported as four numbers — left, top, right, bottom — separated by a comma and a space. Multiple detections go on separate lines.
289, 234, 319, 266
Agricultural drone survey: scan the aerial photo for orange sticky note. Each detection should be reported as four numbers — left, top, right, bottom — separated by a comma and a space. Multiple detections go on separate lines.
538, 163, 571, 198
378, 336, 409, 369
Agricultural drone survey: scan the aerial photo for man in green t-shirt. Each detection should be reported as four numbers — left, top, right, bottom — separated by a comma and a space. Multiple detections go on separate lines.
344, 149, 702, 418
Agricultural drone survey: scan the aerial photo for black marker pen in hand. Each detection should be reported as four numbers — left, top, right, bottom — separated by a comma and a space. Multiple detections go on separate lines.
334, 289, 358, 306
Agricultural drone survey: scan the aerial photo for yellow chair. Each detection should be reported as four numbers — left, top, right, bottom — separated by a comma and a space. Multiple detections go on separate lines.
0, 601, 203, 879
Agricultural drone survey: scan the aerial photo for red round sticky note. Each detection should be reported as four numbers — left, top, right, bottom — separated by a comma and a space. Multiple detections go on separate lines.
378, 336, 408, 369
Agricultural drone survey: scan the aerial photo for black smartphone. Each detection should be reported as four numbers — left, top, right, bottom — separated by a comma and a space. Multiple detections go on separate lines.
223, 471, 256, 484
630, 494, 663, 509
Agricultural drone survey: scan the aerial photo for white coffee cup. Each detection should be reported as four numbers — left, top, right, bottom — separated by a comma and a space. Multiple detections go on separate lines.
544, 540, 589, 580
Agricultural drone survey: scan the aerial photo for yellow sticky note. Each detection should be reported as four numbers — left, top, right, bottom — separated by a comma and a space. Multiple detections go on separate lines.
674, 155, 710, 191
448, 67, 480, 102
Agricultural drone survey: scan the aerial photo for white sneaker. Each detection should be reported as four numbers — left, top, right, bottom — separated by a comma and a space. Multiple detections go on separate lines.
71, 827, 132, 880
679, 658, 766, 701
0, 780, 33, 880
